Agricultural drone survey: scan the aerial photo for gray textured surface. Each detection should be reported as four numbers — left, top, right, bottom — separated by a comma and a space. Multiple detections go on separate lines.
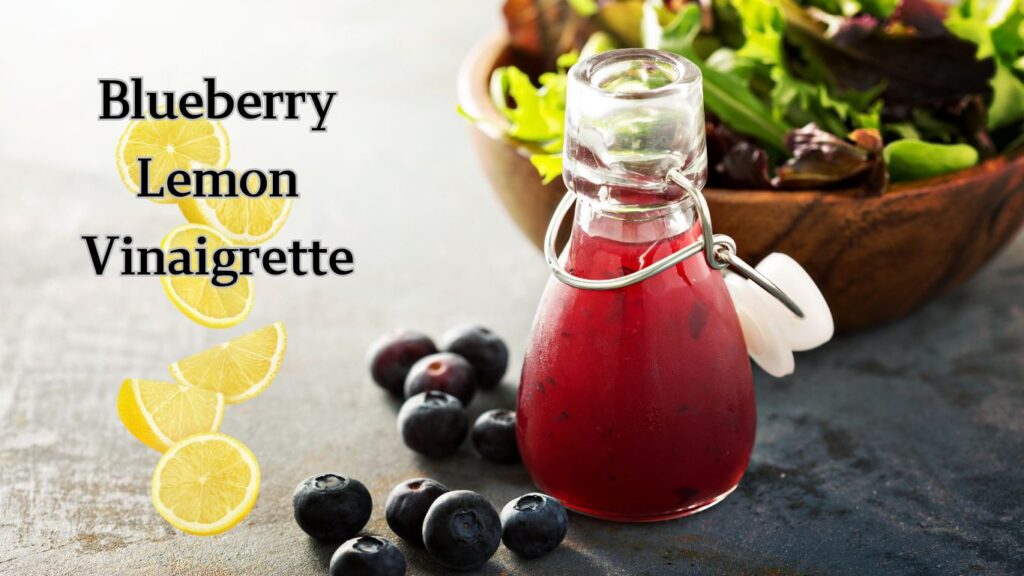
1, 1, 1022, 575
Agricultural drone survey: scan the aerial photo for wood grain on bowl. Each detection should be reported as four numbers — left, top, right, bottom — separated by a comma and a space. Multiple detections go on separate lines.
458, 31, 1024, 332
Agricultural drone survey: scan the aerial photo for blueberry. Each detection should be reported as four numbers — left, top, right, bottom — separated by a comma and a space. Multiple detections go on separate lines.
500, 493, 568, 559
293, 474, 372, 541
368, 330, 438, 395
441, 326, 508, 390
397, 391, 468, 457
404, 352, 477, 406
329, 536, 406, 576
422, 490, 501, 571
384, 478, 450, 545
471, 409, 520, 464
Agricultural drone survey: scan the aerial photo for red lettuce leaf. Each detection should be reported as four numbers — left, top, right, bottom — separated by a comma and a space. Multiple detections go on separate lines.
503, 0, 593, 69
772, 123, 888, 194
784, 0, 994, 109
706, 117, 773, 189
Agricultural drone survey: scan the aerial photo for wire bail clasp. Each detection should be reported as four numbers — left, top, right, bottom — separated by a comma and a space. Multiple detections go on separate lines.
543, 168, 805, 318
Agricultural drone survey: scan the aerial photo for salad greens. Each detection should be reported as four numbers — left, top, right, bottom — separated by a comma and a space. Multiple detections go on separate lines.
946, 0, 1024, 129
489, 38, 610, 184
647, 2, 792, 151
479, 0, 1024, 193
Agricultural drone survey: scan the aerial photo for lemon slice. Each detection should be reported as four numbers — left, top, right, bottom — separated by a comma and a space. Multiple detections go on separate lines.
161, 224, 254, 328
152, 433, 260, 536
169, 322, 287, 404
117, 379, 225, 452
116, 117, 230, 204
178, 172, 293, 245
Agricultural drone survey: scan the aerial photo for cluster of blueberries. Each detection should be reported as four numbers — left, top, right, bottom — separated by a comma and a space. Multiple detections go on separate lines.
278, 324, 567, 574
369, 326, 519, 462
293, 474, 568, 575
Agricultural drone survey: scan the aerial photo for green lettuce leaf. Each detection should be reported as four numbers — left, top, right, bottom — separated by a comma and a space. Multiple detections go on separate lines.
883, 140, 979, 181
734, 0, 786, 66
530, 153, 565, 184
493, 66, 566, 143
989, 65, 1024, 127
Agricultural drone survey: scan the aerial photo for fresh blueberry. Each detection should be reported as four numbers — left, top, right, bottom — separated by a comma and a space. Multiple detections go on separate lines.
422, 490, 501, 571
368, 330, 438, 395
441, 326, 508, 389
384, 478, 450, 545
397, 391, 468, 457
329, 536, 406, 576
471, 409, 519, 464
500, 493, 568, 559
404, 352, 477, 406
293, 474, 372, 541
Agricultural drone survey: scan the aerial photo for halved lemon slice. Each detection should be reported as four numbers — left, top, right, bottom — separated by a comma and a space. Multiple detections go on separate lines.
116, 117, 230, 204
178, 172, 293, 245
169, 322, 287, 404
117, 379, 224, 452
160, 223, 254, 328
152, 432, 260, 536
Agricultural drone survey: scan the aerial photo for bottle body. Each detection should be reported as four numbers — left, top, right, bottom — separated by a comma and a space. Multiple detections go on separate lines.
518, 199, 755, 521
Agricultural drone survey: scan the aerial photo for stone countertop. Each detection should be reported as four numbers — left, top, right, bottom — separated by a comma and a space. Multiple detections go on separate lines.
0, 1, 1021, 574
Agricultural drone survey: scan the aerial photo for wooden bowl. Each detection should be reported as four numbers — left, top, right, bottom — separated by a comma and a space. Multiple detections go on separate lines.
458, 31, 1024, 332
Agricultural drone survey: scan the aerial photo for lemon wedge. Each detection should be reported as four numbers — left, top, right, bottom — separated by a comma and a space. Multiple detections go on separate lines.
117, 379, 224, 452
160, 223, 254, 328
169, 322, 287, 404
178, 172, 293, 245
116, 117, 230, 204
151, 433, 260, 536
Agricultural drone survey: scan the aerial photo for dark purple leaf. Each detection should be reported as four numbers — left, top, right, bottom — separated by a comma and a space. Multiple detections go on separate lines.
784, 4, 994, 109
706, 118, 773, 189
717, 142, 772, 189
772, 124, 887, 195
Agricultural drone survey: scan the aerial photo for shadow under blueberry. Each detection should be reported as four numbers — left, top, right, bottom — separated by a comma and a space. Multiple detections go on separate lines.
306, 537, 341, 571
502, 539, 607, 575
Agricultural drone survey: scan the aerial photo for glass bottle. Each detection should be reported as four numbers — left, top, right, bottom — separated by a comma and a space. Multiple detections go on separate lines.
517, 49, 755, 522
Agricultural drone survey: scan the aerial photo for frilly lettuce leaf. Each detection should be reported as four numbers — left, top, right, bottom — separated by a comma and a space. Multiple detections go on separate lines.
487, 35, 616, 185
490, 56, 574, 144
734, 0, 786, 66
731, 0, 881, 137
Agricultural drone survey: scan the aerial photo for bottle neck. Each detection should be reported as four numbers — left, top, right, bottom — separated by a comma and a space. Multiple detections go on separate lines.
564, 194, 699, 281
572, 193, 695, 245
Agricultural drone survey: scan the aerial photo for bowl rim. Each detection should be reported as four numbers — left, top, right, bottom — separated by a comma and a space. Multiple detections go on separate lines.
458, 29, 1024, 204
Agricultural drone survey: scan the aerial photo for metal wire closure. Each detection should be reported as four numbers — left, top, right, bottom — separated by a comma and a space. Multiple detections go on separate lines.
543, 168, 805, 318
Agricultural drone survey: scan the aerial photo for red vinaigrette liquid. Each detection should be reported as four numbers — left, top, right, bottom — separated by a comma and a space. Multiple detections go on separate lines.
517, 197, 755, 522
